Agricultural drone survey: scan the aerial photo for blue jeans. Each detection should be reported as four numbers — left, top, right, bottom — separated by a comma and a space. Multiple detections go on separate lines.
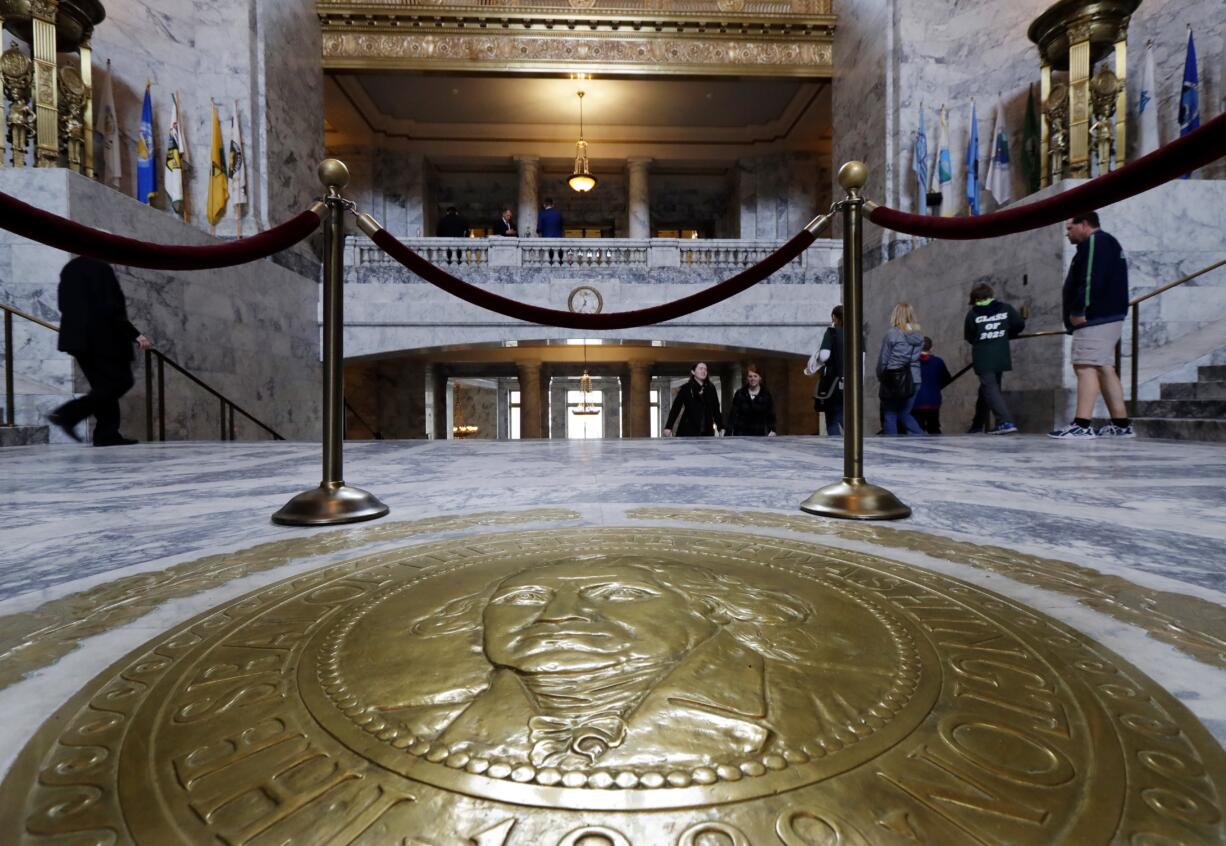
883, 393, 924, 435
825, 391, 843, 436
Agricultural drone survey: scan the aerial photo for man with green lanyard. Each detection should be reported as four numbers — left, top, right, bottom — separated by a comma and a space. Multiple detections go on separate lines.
1050, 212, 1133, 439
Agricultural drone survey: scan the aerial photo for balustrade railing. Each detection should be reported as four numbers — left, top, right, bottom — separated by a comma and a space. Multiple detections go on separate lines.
348, 236, 838, 272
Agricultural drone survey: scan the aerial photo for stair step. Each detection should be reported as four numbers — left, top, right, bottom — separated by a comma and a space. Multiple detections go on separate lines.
1200, 365, 1226, 381
1160, 381, 1226, 400
0, 425, 49, 447
1133, 417, 1226, 443
1132, 399, 1226, 419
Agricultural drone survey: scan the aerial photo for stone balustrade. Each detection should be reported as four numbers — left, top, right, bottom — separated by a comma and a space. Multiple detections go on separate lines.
347, 237, 839, 274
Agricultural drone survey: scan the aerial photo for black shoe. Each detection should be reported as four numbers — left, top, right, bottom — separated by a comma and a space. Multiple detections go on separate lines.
47, 411, 83, 442
93, 435, 138, 447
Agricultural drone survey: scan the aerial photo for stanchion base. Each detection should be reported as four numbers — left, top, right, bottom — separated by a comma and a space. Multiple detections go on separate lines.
272, 482, 389, 526
799, 478, 911, 521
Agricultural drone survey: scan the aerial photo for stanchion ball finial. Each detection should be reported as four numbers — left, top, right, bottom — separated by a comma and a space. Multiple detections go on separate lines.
838, 161, 869, 192
318, 159, 351, 190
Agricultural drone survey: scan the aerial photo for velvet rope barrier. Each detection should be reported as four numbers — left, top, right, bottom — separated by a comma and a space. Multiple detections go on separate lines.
868, 111, 1226, 239
366, 224, 822, 330
0, 189, 324, 270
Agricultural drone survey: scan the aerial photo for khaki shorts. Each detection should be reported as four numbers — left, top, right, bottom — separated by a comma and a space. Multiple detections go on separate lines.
1071, 320, 1123, 367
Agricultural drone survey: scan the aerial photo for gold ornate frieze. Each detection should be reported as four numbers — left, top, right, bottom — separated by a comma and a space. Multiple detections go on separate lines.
319, 0, 835, 75
3, 526, 1224, 844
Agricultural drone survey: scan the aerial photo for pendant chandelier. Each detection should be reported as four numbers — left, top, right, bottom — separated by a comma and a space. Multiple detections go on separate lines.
568, 91, 597, 193
572, 340, 600, 415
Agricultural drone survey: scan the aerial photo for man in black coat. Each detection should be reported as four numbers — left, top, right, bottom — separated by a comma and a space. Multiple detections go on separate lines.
48, 257, 150, 445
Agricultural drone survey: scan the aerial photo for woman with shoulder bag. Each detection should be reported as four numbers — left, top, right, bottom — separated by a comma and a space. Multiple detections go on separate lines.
804, 305, 844, 436
876, 303, 925, 436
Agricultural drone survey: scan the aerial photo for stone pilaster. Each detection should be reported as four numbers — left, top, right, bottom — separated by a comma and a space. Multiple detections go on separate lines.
516, 361, 543, 438
515, 154, 540, 237
627, 361, 652, 438
626, 157, 652, 239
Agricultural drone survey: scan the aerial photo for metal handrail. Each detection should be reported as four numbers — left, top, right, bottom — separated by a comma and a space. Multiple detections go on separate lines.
1128, 256, 1226, 415
343, 398, 383, 440
1, 300, 282, 440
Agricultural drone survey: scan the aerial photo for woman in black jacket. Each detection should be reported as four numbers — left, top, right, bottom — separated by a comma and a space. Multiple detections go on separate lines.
729, 364, 777, 436
664, 362, 724, 437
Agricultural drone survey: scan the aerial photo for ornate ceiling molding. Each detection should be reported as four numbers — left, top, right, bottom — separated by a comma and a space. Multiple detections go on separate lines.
319, 0, 836, 76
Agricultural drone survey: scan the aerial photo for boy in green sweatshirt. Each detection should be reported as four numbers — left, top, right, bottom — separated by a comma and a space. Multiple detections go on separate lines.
964, 282, 1026, 434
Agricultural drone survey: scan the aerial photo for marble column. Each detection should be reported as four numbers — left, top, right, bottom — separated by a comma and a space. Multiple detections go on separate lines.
627, 362, 652, 438
627, 157, 652, 239
515, 155, 540, 238
516, 361, 543, 438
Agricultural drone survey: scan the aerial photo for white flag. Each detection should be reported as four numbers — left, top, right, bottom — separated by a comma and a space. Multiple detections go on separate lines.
985, 100, 1012, 205
165, 93, 187, 217
931, 107, 957, 217
1138, 43, 1159, 156
228, 101, 248, 209
94, 60, 121, 187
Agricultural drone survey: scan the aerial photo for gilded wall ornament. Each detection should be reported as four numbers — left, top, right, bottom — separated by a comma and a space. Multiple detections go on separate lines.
1, 45, 35, 168
3, 527, 1224, 844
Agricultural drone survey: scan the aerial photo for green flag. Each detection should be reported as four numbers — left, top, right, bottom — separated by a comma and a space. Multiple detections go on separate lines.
1021, 84, 1041, 194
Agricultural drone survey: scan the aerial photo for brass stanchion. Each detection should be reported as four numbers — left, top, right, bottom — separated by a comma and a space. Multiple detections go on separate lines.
273, 159, 389, 527
800, 161, 911, 521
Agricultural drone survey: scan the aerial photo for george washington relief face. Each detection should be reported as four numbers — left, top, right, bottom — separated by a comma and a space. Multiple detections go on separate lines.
481, 562, 719, 675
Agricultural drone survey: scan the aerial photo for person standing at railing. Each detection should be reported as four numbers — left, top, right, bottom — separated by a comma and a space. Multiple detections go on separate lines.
805, 305, 844, 436
48, 257, 151, 446
876, 303, 925, 436
436, 207, 469, 238
1050, 212, 1134, 440
494, 208, 518, 237
663, 362, 724, 437
964, 283, 1024, 435
537, 198, 564, 238
728, 364, 777, 437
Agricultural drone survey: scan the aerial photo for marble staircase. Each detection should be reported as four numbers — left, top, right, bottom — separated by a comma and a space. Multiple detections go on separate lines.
1134, 365, 1226, 442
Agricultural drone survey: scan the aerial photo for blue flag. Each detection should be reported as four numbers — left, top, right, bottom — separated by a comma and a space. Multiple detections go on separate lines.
137, 85, 157, 204
965, 102, 980, 215
913, 107, 929, 213
1179, 29, 1200, 178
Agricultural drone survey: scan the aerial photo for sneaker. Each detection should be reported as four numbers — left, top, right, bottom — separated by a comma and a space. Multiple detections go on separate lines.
47, 411, 83, 442
1096, 423, 1136, 439
1048, 423, 1097, 439
988, 422, 1019, 435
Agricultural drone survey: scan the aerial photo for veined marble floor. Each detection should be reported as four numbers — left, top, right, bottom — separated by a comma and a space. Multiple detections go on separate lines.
2, 434, 1226, 782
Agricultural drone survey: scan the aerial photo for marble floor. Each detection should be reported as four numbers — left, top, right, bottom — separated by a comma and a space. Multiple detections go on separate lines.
2, 434, 1226, 827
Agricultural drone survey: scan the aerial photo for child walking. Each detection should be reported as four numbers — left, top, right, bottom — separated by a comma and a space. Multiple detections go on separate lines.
964, 282, 1025, 434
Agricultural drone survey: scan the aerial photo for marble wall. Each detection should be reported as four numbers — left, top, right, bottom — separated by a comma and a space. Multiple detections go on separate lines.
0, 169, 321, 443
862, 178, 1226, 432
737, 151, 825, 240
834, 0, 1226, 255
80, 0, 323, 240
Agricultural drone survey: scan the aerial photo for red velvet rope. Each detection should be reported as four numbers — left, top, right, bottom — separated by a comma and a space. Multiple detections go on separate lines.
369, 228, 817, 330
0, 189, 322, 269
869, 111, 1226, 239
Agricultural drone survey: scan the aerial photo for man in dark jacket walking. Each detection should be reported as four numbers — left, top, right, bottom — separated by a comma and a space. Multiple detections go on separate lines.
536, 198, 564, 238
964, 282, 1025, 434
1050, 212, 1133, 439
48, 257, 150, 445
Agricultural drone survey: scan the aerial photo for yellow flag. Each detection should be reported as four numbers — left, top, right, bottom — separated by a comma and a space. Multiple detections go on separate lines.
207, 103, 229, 226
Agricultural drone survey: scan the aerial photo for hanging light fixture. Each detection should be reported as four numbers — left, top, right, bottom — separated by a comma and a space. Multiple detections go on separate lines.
568, 90, 597, 193
572, 340, 600, 416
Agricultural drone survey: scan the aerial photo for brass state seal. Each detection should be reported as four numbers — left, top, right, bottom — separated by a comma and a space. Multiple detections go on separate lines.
3, 528, 1225, 846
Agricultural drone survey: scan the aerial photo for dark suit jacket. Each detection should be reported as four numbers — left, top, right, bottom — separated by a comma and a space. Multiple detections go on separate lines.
536, 207, 563, 237
436, 213, 468, 237
494, 217, 516, 237
57, 257, 140, 361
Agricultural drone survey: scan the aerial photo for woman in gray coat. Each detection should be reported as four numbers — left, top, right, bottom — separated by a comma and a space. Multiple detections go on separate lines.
877, 302, 925, 435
